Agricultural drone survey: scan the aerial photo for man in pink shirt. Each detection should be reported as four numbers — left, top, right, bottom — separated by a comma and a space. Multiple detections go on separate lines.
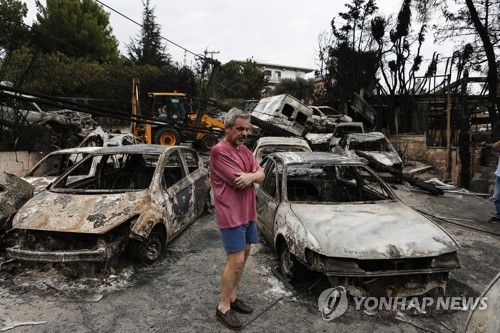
210, 108, 265, 330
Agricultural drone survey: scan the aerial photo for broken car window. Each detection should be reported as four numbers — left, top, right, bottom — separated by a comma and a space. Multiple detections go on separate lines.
285, 163, 394, 203
163, 151, 186, 189
181, 150, 199, 174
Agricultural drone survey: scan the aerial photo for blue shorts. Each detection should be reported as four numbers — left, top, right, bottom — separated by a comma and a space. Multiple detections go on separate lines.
220, 221, 259, 253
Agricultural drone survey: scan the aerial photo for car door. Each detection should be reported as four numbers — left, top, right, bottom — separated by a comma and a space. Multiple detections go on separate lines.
161, 149, 191, 235
256, 158, 282, 243
179, 148, 209, 217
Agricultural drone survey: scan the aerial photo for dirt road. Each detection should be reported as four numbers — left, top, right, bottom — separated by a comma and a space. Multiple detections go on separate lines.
1, 184, 499, 333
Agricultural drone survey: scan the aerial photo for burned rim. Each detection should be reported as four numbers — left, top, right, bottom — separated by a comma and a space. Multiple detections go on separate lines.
279, 243, 295, 282
129, 229, 166, 264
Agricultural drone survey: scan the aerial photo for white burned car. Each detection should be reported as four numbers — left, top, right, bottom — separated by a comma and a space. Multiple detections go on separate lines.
256, 152, 460, 297
334, 132, 403, 172
7, 145, 210, 266
23, 146, 103, 194
252, 136, 311, 164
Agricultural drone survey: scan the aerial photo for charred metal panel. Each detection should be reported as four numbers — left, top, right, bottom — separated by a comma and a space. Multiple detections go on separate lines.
0, 171, 34, 222
12, 191, 149, 234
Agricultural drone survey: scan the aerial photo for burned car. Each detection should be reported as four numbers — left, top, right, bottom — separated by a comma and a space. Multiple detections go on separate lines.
334, 132, 403, 172
256, 152, 460, 297
6, 144, 210, 266
253, 136, 311, 164
78, 126, 142, 148
328, 122, 365, 149
310, 106, 352, 133
23, 146, 103, 194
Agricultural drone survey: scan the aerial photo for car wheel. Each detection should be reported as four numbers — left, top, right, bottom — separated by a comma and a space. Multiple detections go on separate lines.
279, 243, 304, 283
129, 228, 166, 264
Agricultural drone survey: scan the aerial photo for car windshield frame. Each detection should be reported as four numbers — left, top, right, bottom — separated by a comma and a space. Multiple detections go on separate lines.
284, 161, 396, 204
50, 152, 162, 194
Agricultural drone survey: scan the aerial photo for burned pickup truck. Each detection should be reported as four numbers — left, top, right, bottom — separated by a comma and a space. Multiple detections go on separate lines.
6, 145, 210, 269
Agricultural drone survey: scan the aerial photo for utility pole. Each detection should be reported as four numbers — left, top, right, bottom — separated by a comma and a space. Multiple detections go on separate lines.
204, 49, 220, 59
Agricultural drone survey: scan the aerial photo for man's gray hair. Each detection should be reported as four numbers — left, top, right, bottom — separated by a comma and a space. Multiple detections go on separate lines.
224, 107, 251, 128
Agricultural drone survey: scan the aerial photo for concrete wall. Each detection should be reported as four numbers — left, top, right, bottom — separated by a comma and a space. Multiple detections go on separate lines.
0, 151, 44, 177
390, 134, 486, 185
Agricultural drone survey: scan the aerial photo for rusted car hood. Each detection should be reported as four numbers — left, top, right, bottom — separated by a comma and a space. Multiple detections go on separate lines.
290, 201, 457, 259
12, 190, 150, 234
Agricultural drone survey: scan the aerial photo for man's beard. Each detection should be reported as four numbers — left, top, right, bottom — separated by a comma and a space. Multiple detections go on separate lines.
236, 136, 246, 144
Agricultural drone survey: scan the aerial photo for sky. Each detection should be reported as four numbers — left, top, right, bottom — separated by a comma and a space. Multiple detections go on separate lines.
23, 0, 452, 75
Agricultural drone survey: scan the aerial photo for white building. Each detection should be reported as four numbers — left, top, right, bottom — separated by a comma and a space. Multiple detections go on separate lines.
234, 60, 315, 85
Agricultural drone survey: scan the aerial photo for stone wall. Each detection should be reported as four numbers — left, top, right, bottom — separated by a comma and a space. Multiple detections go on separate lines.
0, 151, 43, 177
390, 133, 486, 185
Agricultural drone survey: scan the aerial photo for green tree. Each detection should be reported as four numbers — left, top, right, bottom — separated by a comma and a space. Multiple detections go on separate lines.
0, 0, 30, 53
214, 59, 267, 100
273, 78, 315, 102
127, 0, 170, 66
32, 0, 119, 62
318, 0, 380, 106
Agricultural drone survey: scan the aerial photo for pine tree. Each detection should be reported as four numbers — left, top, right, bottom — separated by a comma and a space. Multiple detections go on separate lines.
32, 0, 119, 62
127, 0, 170, 66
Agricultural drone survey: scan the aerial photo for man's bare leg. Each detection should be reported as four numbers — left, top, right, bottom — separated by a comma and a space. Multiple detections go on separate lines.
218, 249, 246, 313
230, 244, 251, 302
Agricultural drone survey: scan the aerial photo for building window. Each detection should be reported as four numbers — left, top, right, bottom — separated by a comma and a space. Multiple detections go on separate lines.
275, 71, 281, 81
264, 70, 272, 80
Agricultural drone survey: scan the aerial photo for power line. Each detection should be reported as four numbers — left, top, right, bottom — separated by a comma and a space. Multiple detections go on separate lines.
0, 10, 209, 110
95, 0, 204, 60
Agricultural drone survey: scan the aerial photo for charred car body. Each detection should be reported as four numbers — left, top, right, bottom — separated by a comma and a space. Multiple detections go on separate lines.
334, 132, 403, 173
78, 126, 142, 148
256, 152, 460, 297
23, 146, 103, 194
253, 136, 311, 164
6, 144, 210, 266
328, 122, 365, 149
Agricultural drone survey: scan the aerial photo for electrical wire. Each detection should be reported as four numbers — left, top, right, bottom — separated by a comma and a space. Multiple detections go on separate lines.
95, 0, 204, 60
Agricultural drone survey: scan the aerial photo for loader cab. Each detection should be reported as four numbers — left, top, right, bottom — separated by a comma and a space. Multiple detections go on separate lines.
149, 92, 191, 124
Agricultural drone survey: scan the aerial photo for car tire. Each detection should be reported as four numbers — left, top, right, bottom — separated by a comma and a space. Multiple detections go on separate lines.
128, 227, 166, 264
279, 242, 305, 283
153, 127, 181, 146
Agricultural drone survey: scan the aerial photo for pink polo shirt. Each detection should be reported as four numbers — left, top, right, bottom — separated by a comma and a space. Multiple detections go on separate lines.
210, 140, 262, 229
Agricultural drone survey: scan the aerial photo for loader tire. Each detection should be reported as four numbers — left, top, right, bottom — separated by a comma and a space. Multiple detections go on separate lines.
200, 134, 219, 151
153, 127, 181, 146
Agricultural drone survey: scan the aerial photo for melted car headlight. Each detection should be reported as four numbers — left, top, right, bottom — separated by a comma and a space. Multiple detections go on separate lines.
430, 252, 461, 269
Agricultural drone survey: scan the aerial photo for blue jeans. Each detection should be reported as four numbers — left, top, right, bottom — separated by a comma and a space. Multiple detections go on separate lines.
493, 176, 500, 219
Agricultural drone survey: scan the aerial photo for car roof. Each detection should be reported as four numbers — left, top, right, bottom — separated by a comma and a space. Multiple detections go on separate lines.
46, 146, 104, 155
335, 122, 364, 127
255, 136, 309, 145
346, 132, 386, 141
269, 151, 365, 165
91, 144, 183, 155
